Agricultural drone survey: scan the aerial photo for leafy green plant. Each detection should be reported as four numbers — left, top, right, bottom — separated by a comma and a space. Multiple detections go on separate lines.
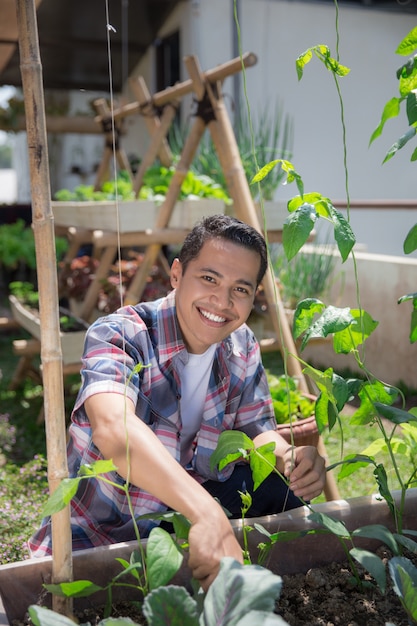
28, 557, 289, 626
210, 430, 417, 594
1, 220, 68, 296
9, 281, 39, 306
244, 23, 417, 614
267, 373, 315, 424
54, 166, 231, 204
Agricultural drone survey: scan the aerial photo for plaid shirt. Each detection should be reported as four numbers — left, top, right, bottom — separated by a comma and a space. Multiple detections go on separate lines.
29, 290, 275, 556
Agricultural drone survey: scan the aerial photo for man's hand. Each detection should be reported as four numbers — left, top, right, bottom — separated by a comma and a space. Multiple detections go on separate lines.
283, 445, 326, 502
187, 504, 243, 592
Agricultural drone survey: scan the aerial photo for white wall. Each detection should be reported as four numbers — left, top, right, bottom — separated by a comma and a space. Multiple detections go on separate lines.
302, 249, 417, 390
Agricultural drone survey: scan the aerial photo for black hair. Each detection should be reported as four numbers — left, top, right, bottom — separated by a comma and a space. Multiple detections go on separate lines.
178, 214, 268, 286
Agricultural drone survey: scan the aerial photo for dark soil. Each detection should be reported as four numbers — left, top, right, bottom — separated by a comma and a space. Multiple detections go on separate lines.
277, 546, 414, 626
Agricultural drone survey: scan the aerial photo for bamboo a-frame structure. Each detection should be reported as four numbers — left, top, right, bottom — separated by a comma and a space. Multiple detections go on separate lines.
15, 0, 72, 616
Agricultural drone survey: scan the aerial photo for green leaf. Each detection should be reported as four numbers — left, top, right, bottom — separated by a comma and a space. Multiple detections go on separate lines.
394, 533, 417, 553
79, 459, 118, 476
282, 204, 316, 261
406, 91, 417, 125
403, 224, 417, 254
142, 584, 199, 626
251, 160, 282, 185
251, 159, 303, 196
374, 402, 417, 425
333, 308, 378, 354
202, 557, 282, 626
292, 298, 326, 339
146, 527, 184, 591
251, 442, 277, 490
299, 305, 354, 351
42, 477, 81, 516
335, 454, 375, 481
44, 579, 104, 598
330, 209, 356, 262
389, 557, 417, 622
210, 431, 254, 472
383, 126, 417, 163
350, 380, 397, 425
350, 548, 386, 593
411, 308, 417, 343
308, 511, 350, 538
352, 525, 400, 555
296, 49, 313, 80
374, 464, 396, 514
369, 98, 401, 145
396, 26, 417, 55
28, 606, 82, 626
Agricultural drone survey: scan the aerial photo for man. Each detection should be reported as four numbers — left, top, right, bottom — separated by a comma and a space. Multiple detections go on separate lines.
30, 214, 326, 590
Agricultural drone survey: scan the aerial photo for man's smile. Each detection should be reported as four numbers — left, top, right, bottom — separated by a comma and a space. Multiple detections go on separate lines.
198, 307, 228, 324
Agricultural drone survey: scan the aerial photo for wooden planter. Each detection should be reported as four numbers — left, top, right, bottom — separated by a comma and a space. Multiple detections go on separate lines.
51, 198, 226, 233
9, 295, 87, 366
1, 489, 416, 625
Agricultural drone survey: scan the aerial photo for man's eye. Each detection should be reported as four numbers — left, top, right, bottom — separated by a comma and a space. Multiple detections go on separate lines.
202, 275, 215, 283
235, 286, 250, 295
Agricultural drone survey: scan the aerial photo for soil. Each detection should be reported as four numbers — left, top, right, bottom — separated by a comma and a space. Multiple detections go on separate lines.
276, 546, 414, 626
16, 546, 410, 626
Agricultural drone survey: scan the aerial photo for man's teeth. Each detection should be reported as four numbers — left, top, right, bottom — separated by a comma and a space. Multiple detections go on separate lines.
201, 309, 226, 323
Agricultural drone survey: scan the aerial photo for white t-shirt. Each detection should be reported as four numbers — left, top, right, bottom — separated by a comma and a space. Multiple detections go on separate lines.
180, 344, 217, 466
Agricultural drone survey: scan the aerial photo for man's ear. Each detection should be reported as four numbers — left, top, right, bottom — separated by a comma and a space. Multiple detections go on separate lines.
170, 258, 182, 288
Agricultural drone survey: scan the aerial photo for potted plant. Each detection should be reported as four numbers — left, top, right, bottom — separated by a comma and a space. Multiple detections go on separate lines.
267, 373, 319, 447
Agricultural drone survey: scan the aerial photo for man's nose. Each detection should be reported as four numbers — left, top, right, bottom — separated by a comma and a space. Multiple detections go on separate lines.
212, 286, 233, 308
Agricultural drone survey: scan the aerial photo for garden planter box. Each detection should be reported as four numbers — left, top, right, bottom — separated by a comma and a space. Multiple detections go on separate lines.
51, 198, 226, 233
1, 488, 416, 625
9, 295, 86, 366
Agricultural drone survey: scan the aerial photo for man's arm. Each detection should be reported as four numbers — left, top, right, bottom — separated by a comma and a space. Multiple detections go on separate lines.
253, 430, 326, 502
85, 392, 243, 590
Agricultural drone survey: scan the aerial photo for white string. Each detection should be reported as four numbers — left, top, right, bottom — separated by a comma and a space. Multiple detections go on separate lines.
104, 0, 124, 311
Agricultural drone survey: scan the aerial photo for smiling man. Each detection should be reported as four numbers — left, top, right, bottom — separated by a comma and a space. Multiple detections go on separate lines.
29, 214, 326, 590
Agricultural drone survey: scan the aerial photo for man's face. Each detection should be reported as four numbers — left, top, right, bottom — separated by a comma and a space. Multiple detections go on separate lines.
170, 238, 261, 354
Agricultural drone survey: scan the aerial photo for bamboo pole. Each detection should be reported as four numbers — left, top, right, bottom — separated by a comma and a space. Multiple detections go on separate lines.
129, 76, 173, 167
15, 0, 73, 616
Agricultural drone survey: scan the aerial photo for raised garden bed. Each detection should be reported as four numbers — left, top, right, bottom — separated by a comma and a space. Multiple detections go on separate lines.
51, 198, 227, 233
1, 489, 416, 625
9, 295, 87, 366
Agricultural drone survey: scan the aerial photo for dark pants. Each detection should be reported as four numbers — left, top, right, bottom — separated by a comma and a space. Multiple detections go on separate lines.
202, 464, 304, 518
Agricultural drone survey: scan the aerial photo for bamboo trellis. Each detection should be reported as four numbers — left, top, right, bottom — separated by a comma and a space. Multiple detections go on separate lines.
15, 0, 72, 616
